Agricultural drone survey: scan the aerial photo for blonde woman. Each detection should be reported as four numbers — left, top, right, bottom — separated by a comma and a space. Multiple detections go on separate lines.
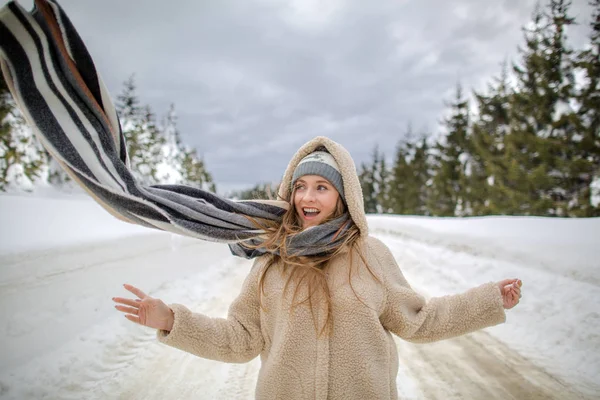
113, 136, 522, 400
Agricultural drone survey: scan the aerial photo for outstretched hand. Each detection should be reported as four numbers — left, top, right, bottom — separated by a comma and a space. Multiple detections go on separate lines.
498, 279, 522, 309
113, 284, 174, 331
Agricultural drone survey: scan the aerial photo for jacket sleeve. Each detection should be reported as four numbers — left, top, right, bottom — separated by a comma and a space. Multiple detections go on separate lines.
369, 237, 506, 343
156, 258, 265, 363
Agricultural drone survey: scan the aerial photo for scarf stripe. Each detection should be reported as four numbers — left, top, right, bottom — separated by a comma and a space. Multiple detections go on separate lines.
0, 0, 350, 258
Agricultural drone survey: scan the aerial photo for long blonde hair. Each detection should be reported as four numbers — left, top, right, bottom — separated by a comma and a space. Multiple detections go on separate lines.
242, 185, 379, 336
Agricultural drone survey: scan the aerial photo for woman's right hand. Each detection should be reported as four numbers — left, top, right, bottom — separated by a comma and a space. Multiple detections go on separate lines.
497, 278, 522, 309
113, 284, 174, 331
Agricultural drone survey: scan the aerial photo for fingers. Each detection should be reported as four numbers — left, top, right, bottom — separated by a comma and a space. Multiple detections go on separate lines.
499, 278, 519, 287
512, 285, 521, 297
113, 286, 150, 326
501, 280, 522, 309
113, 297, 140, 308
114, 304, 138, 315
123, 284, 148, 299
509, 285, 521, 306
509, 285, 521, 299
124, 314, 141, 324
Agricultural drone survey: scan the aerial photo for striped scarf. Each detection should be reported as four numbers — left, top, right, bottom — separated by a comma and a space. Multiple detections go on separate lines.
0, 0, 351, 259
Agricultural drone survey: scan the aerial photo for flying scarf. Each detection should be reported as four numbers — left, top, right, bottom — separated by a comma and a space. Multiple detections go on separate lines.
0, 0, 351, 258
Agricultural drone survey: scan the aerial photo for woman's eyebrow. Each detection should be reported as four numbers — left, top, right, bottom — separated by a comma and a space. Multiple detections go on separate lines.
296, 179, 330, 184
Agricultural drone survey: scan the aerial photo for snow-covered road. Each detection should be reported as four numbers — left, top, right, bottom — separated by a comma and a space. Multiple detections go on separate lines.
1, 224, 597, 399
0, 233, 260, 399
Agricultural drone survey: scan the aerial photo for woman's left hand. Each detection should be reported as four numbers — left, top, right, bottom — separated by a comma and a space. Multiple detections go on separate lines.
497, 279, 522, 309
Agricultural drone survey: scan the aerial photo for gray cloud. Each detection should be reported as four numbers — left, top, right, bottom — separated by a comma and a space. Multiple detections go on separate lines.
12, 0, 594, 191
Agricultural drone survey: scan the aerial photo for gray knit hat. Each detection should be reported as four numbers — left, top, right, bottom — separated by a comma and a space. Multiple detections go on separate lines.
291, 150, 345, 200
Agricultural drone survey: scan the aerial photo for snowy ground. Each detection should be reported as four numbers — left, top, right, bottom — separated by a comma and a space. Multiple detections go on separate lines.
0, 192, 599, 399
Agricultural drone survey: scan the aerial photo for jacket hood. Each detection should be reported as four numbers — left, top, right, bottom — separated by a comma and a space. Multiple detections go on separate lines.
277, 136, 368, 238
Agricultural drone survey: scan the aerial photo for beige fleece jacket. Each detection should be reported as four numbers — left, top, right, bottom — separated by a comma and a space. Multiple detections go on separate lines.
157, 136, 507, 399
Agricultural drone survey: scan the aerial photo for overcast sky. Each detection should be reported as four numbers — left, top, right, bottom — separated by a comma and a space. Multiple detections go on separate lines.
10, 0, 595, 192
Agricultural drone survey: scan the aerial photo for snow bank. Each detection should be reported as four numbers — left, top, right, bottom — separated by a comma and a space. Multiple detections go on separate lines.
0, 190, 153, 255
368, 214, 600, 285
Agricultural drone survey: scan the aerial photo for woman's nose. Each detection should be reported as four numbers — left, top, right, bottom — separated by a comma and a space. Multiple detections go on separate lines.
304, 188, 317, 200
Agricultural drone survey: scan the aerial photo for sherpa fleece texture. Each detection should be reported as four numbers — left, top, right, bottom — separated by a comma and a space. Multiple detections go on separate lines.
157, 136, 506, 400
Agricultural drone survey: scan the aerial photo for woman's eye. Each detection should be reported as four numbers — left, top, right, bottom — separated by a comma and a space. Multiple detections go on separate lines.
318, 185, 327, 191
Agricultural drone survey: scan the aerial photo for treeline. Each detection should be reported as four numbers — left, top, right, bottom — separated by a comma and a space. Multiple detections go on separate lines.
360, 0, 600, 217
231, 183, 280, 201
237, 0, 599, 217
0, 74, 215, 192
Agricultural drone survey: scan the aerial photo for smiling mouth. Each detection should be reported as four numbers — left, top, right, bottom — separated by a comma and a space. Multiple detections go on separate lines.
303, 208, 321, 218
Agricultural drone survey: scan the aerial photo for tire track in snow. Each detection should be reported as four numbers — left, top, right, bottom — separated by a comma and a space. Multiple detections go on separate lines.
396, 332, 586, 399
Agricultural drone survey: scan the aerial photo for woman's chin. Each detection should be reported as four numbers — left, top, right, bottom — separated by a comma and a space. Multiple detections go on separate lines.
302, 219, 320, 229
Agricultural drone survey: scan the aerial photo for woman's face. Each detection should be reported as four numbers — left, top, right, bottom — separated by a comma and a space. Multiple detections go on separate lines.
293, 175, 340, 229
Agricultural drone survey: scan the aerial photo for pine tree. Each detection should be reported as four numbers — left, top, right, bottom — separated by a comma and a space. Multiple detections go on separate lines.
542, 0, 583, 216
116, 75, 145, 181
470, 62, 512, 215
0, 74, 13, 190
115, 75, 216, 191
388, 138, 411, 214
376, 150, 391, 213
571, 0, 600, 215
117, 75, 142, 125
399, 134, 433, 216
410, 136, 432, 215
156, 104, 185, 184
116, 76, 164, 184
356, 145, 394, 214
137, 105, 165, 184
181, 147, 216, 192
388, 125, 429, 215
46, 152, 73, 188
428, 83, 471, 216
359, 147, 379, 214
358, 146, 388, 214
0, 74, 48, 191
232, 182, 280, 200
359, 162, 375, 214
501, 1, 578, 216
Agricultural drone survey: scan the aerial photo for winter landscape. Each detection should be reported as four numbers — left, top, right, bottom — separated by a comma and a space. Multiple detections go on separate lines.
1, 0, 600, 398
0, 190, 598, 399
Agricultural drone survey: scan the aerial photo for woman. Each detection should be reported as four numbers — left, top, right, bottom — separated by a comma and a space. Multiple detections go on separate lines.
113, 136, 522, 400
